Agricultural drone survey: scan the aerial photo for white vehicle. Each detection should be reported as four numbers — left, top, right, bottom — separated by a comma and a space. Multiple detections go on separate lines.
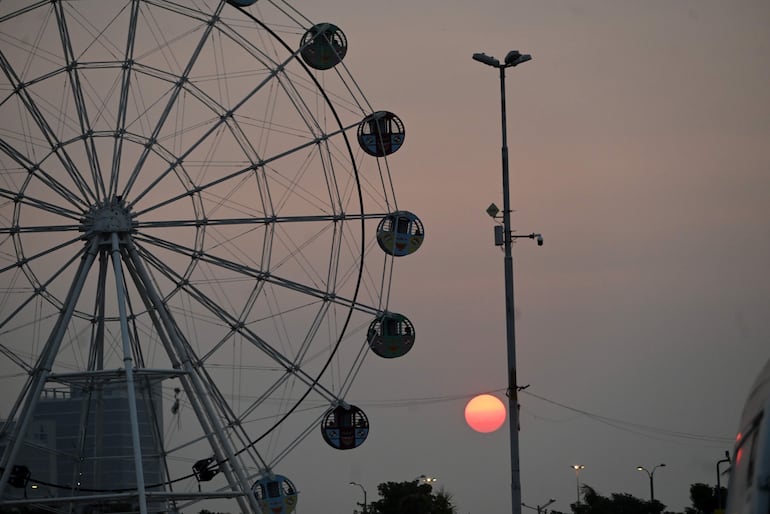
726, 357, 770, 514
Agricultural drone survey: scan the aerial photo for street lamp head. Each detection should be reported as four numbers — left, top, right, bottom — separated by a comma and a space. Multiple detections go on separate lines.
504, 50, 532, 67
472, 52, 500, 67
637, 466, 646, 472
536, 234, 543, 246
572, 465, 585, 471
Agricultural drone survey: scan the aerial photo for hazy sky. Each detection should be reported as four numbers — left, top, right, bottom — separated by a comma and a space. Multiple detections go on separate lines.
287, 1, 770, 513
1, 1, 769, 514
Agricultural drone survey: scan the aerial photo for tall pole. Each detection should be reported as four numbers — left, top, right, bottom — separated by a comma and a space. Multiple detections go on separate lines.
716, 451, 730, 513
572, 465, 585, 506
637, 464, 665, 504
499, 61, 523, 514
473, 49, 533, 514
649, 473, 654, 503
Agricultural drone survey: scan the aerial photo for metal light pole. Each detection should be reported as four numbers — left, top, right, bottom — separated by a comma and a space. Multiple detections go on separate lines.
572, 465, 585, 505
473, 48, 536, 514
349, 481, 367, 514
522, 498, 556, 514
716, 451, 731, 513
636, 463, 666, 502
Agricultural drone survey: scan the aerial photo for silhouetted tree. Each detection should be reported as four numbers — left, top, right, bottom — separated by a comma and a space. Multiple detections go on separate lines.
369, 480, 457, 514
685, 483, 727, 514
571, 484, 665, 514
434, 487, 457, 514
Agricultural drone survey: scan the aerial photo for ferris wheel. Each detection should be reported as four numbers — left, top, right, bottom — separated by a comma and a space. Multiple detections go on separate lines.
0, 1, 423, 513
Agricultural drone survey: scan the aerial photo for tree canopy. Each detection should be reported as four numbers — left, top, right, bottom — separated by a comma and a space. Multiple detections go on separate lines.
548, 482, 729, 514
560, 484, 665, 514
369, 480, 457, 514
685, 483, 728, 514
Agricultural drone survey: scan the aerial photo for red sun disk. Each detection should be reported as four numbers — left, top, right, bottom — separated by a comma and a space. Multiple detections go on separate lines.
465, 394, 506, 433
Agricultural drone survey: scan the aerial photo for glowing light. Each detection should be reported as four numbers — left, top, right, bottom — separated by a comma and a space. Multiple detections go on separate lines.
465, 394, 506, 433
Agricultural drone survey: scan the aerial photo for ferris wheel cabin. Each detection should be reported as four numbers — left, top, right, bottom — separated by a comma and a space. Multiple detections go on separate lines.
357, 111, 405, 157
299, 23, 348, 70
376, 211, 424, 257
367, 313, 415, 359
252, 475, 298, 514
321, 405, 369, 450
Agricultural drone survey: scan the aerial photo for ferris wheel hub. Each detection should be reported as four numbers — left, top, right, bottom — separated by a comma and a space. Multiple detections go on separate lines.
80, 197, 135, 237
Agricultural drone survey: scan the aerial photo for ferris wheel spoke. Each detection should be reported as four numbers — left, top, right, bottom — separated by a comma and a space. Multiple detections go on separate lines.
120, 1, 226, 201
0, 242, 85, 335
132, 120, 358, 218
266, 409, 328, 469
0, 233, 82, 277
0, 186, 83, 221
0, 138, 88, 210
133, 242, 292, 367
0, 52, 97, 205
128, 74, 289, 212
136, 243, 310, 379
134, 230, 370, 313
133, 212, 383, 230
142, 0, 213, 21
0, 339, 36, 375
144, 227, 384, 317
108, 0, 140, 199
52, 2, 107, 201
0, 223, 80, 235
133, 242, 340, 404
0, 2, 50, 23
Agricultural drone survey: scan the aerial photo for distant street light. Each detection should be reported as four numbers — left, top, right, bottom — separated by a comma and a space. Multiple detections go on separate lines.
636, 463, 666, 502
716, 451, 731, 513
522, 498, 556, 514
416, 474, 438, 485
472, 47, 538, 514
349, 481, 368, 514
572, 465, 586, 505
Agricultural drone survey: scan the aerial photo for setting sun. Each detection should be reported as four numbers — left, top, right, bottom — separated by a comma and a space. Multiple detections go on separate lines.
464, 394, 506, 433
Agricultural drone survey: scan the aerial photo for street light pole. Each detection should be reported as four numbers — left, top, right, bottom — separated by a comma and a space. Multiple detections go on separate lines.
572, 465, 585, 505
522, 498, 556, 514
349, 481, 367, 514
636, 463, 666, 503
473, 48, 534, 514
716, 451, 731, 513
